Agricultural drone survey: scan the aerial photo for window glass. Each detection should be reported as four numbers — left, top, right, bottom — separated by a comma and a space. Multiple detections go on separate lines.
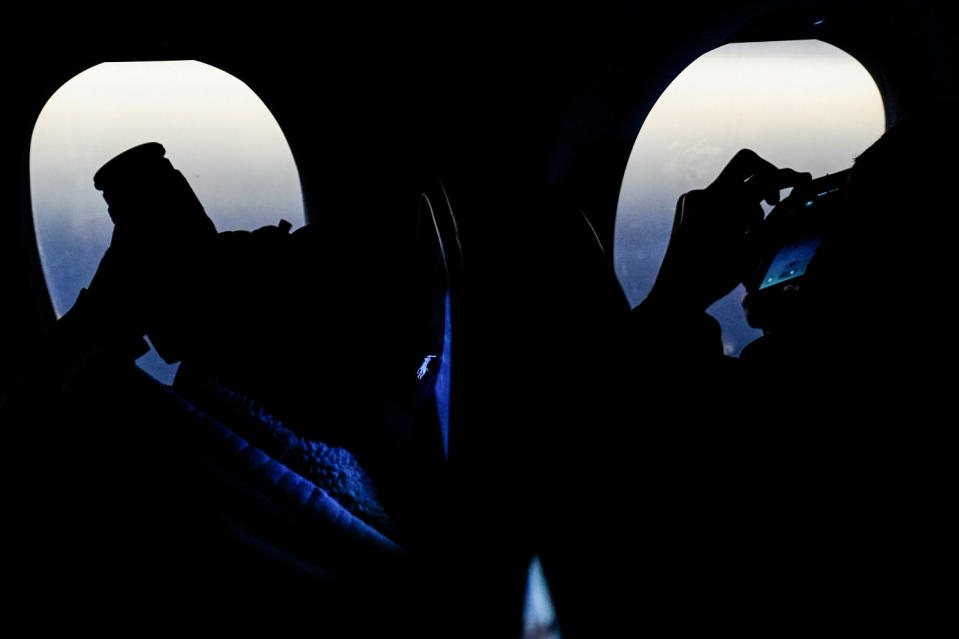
614, 40, 884, 355
31, 61, 305, 383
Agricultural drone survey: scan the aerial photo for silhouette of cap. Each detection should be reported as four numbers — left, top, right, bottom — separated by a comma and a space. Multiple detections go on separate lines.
94, 142, 168, 191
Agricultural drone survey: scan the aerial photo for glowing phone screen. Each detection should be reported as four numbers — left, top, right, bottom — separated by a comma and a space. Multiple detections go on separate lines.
758, 234, 824, 290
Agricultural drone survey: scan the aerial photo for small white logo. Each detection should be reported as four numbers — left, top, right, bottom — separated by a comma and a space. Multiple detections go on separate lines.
416, 355, 439, 380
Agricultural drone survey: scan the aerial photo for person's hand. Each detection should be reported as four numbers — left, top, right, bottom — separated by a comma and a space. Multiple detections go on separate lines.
648, 149, 811, 312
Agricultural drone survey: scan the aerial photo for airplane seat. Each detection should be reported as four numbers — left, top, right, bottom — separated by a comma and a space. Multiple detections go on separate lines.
402, 176, 639, 634
160, 174, 463, 622
412, 177, 461, 466
507, 185, 632, 463
417, 182, 638, 636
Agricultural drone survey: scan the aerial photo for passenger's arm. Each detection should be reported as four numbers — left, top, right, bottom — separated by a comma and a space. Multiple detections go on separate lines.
629, 150, 810, 360
646, 149, 810, 314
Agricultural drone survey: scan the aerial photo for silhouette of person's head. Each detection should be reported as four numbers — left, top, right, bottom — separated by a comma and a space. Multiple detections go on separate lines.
742, 102, 959, 396
812, 103, 957, 332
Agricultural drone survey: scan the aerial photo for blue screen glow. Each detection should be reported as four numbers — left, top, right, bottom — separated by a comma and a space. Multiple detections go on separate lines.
759, 235, 824, 289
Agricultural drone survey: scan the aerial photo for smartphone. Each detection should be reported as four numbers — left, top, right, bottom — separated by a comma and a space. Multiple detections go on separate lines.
757, 232, 825, 290
745, 168, 850, 328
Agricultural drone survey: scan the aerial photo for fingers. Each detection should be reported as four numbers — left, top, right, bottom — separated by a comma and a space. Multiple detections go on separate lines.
714, 149, 777, 185
747, 167, 813, 205
712, 149, 812, 206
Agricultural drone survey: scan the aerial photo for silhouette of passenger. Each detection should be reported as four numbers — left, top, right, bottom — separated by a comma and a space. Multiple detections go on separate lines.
41, 144, 444, 511
2, 142, 453, 626
636, 104, 958, 413
541, 106, 958, 637
617, 105, 958, 631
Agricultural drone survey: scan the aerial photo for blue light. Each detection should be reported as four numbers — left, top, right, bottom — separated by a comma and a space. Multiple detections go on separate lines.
435, 292, 453, 460
813, 19, 826, 26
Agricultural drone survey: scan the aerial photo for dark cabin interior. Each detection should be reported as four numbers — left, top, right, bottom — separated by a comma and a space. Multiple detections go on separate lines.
2, 1, 957, 635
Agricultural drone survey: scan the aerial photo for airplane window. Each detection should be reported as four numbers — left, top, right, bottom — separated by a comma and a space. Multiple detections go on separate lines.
30, 61, 305, 383
614, 39, 884, 355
